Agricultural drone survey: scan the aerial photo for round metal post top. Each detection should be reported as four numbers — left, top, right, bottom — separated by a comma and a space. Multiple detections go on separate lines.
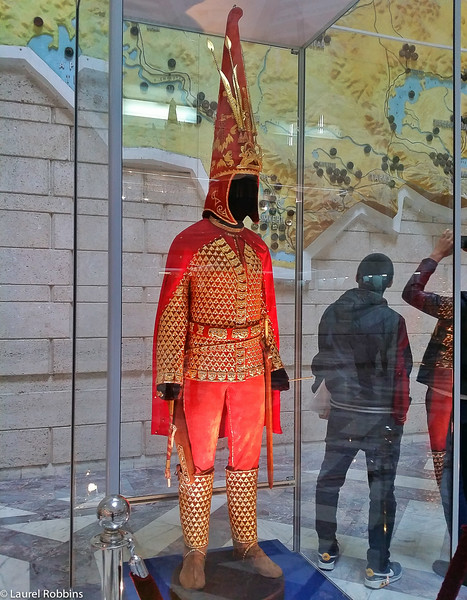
97, 494, 131, 532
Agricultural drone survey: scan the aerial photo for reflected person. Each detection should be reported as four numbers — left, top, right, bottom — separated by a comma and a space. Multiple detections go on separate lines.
311, 253, 412, 589
403, 232, 467, 579
435, 236, 467, 577
402, 229, 454, 488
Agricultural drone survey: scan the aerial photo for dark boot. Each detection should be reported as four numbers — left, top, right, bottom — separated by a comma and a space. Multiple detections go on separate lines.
179, 545, 208, 590
433, 559, 467, 586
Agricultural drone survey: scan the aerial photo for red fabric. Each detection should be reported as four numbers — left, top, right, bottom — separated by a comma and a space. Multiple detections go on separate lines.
129, 573, 163, 600
183, 376, 265, 472
151, 218, 282, 436
436, 525, 467, 600
426, 369, 453, 452
391, 318, 412, 425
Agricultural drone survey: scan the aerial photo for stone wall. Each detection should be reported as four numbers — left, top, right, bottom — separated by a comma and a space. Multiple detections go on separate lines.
0, 62, 75, 478
1, 58, 463, 484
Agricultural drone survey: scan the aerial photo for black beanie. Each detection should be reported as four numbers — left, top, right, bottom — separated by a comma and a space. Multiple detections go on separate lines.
356, 253, 394, 292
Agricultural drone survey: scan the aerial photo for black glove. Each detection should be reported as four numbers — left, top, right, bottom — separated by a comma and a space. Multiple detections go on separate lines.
271, 368, 290, 391
156, 383, 182, 400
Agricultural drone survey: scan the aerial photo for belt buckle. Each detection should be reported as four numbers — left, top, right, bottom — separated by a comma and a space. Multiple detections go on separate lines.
232, 327, 249, 340
208, 327, 227, 340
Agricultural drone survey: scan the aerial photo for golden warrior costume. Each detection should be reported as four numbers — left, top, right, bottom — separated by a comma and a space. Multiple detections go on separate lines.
151, 7, 289, 590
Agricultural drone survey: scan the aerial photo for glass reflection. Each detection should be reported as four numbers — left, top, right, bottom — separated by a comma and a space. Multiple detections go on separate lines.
302, 1, 456, 597
1, 0, 463, 597
311, 253, 411, 588
72, 0, 111, 593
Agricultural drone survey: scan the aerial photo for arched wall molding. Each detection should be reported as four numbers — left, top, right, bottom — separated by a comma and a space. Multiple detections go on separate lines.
394, 185, 466, 231
0, 45, 75, 109
298, 186, 467, 283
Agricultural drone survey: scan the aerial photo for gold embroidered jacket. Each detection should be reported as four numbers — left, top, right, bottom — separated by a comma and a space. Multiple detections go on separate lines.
152, 217, 284, 434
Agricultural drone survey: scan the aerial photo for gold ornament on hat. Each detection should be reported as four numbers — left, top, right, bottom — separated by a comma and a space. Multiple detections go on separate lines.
208, 38, 244, 132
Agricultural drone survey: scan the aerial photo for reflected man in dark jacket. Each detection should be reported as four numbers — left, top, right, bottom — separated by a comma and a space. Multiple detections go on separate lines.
312, 253, 412, 589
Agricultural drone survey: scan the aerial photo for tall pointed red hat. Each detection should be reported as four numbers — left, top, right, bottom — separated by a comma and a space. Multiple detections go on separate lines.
203, 6, 262, 225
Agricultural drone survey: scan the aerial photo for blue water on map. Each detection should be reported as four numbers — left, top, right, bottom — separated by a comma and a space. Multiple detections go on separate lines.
28, 23, 78, 89
387, 71, 467, 134
271, 249, 294, 264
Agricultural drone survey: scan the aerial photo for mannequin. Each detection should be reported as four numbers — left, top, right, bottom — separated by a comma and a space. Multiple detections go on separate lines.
151, 7, 289, 590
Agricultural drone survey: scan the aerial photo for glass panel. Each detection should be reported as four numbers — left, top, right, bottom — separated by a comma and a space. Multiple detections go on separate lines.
460, 0, 467, 587
301, 2, 455, 598
118, 18, 299, 590
5, 2, 464, 598
120, 22, 298, 498
0, 2, 76, 593
72, 0, 110, 595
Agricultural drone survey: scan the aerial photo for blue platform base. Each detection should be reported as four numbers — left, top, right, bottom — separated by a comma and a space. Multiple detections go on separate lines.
123, 539, 351, 600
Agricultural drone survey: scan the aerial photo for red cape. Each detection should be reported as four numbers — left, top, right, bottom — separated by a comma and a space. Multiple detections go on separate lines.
151, 218, 282, 436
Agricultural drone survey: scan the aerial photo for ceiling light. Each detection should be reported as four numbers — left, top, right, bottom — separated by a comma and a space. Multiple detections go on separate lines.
123, 98, 197, 123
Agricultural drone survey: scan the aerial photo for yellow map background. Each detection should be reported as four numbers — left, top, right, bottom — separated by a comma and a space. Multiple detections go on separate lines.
1, 0, 466, 261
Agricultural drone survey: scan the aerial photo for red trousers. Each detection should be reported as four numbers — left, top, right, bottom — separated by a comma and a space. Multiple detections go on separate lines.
183, 375, 265, 473
425, 368, 453, 453
426, 386, 452, 452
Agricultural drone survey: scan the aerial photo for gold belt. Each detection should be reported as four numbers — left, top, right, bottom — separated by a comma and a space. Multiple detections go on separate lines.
189, 322, 262, 342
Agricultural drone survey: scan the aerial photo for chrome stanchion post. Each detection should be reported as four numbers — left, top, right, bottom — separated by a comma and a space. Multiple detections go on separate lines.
92, 495, 131, 600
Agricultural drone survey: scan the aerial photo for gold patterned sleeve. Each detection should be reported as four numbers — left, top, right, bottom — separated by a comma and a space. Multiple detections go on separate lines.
265, 313, 284, 372
155, 273, 190, 385
438, 295, 453, 321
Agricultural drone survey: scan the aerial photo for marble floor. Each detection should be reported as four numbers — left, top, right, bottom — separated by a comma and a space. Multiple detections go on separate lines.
0, 433, 466, 600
